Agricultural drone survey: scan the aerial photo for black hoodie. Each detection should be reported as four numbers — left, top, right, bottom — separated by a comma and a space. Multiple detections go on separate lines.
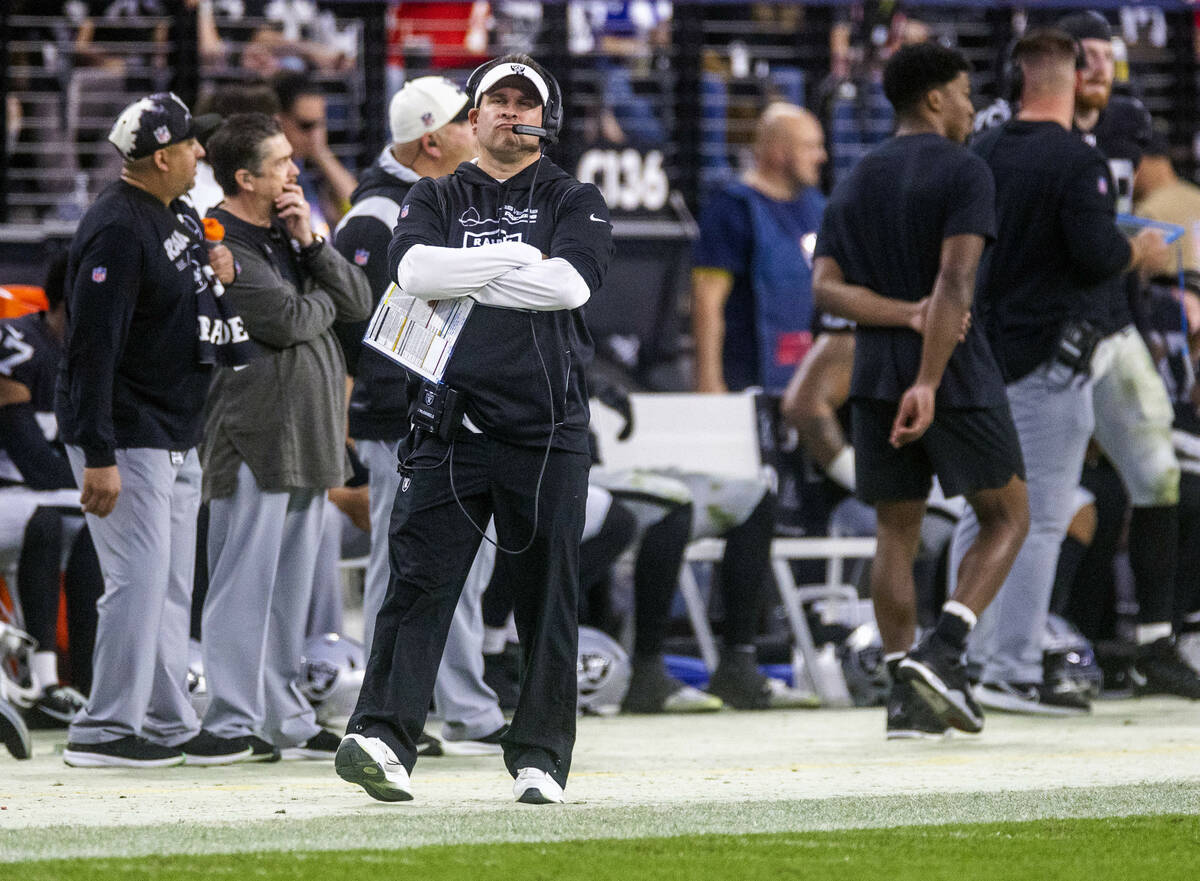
387, 157, 613, 454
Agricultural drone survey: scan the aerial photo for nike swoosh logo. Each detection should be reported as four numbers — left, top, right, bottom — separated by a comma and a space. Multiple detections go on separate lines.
589, 214, 608, 223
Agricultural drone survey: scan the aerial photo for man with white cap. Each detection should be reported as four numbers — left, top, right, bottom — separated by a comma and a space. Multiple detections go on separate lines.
335, 54, 613, 805
333, 77, 508, 756
57, 93, 254, 768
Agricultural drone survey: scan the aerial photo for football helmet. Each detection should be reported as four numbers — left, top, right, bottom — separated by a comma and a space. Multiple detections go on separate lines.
1044, 613, 1103, 699
577, 626, 630, 715
837, 621, 890, 707
298, 632, 365, 724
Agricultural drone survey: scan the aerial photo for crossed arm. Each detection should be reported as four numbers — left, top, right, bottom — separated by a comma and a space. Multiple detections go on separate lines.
396, 241, 590, 311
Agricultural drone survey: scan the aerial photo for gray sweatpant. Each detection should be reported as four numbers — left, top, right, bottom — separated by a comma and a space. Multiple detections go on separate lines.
357, 438, 504, 741
949, 361, 1095, 684
65, 446, 202, 747
202, 463, 323, 746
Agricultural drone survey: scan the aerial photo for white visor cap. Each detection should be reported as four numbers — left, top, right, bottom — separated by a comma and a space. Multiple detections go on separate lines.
473, 62, 550, 107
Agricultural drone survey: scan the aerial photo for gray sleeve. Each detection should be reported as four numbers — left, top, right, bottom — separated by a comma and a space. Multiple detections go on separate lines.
301, 239, 374, 323
223, 240, 337, 350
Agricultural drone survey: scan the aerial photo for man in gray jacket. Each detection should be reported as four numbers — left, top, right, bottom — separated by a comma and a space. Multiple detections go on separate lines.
198, 113, 372, 761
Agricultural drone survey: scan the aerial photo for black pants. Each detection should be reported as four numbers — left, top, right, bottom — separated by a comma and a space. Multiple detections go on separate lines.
348, 431, 588, 788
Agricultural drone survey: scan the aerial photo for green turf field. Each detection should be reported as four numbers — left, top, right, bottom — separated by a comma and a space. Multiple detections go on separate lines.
14, 814, 1200, 881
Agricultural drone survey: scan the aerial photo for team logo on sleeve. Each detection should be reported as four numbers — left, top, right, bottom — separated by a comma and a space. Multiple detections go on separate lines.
400, 204, 410, 219
354, 249, 370, 266
91, 266, 107, 283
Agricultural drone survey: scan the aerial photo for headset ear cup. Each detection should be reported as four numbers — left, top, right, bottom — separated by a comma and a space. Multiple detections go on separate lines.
465, 60, 496, 108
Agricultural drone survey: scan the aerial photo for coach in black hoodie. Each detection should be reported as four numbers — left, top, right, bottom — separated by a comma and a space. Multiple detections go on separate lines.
337, 55, 613, 806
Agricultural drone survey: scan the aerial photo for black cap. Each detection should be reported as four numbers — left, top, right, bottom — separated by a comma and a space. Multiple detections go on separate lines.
1056, 11, 1113, 43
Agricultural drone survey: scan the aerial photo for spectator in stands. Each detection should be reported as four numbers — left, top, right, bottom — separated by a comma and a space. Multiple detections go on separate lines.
73, 1, 170, 75
1056, 10, 1200, 699
815, 41, 1029, 738
200, 112, 371, 762
387, 2, 491, 83
949, 30, 1168, 717
691, 102, 827, 396
57, 93, 244, 769
568, 1, 672, 147
273, 72, 358, 235
206, 1, 360, 75
1, 256, 101, 720
333, 76, 509, 756
69, 1, 173, 196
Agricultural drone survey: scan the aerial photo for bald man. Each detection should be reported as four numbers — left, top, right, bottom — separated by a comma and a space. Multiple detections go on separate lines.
692, 103, 828, 394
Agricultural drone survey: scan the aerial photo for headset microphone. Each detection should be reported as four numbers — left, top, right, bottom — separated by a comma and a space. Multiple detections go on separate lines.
511, 123, 556, 144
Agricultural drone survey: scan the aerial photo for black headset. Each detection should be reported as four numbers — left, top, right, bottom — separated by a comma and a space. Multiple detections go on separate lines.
1002, 31, 1088, 104
465, 57, 564, 144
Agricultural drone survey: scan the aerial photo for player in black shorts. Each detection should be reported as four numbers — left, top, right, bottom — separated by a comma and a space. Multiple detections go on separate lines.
813, 42, 1029, 738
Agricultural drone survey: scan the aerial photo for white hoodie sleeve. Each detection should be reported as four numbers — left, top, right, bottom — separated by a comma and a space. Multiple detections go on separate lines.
395, 241, 543, 301
471, 258, 592, 311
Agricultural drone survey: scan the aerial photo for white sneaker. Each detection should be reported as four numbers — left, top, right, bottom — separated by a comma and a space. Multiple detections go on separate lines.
334, 734, 413, 802
1178, 632, 1200, 675
512, 767, 565, 804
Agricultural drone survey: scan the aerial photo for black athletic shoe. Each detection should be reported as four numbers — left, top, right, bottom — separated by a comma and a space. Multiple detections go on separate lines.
1133, 638, 1200, 699
416, 732, 444, 757
63, 735, 184, 768
707, 653, 819, 710
897, 638, 984, 734
28, 685, 86, 728
975, 679, 1090, 715
620, 658, 722, 713
280, 728, 341, 760
886, 679, 950, 740
1, 698, 32, 760
235, 735, 281, 763
180, 730, 254, 766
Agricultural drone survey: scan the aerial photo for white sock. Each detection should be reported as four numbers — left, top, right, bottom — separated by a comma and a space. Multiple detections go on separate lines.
482, 626, 508, 655
30, 650, 59, 693
1135, 622, 1172, 646
942, 600, 977, 630
825, 446, 856, 492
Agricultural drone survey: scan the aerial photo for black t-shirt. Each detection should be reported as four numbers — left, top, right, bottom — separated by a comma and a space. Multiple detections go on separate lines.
971, 120, 1131, 383
815, 132, 1004, 408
